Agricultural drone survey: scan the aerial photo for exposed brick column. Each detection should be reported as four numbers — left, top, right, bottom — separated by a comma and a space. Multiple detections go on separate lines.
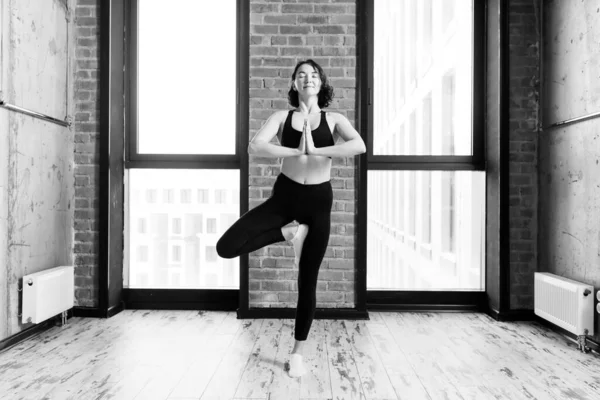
73, 0, 100, 307
248, 0, 358, 308
508, 0, 540, 309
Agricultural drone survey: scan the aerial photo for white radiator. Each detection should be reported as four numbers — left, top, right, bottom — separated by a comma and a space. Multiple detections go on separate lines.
534, 272, 594, 336
22, 266, 74, 324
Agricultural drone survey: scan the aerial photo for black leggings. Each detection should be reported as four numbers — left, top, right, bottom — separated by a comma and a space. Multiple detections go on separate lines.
216, 173, 333, 341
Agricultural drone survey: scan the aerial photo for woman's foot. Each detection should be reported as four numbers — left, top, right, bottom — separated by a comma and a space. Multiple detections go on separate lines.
288, 353, 307, 378
289, 224, 309, 266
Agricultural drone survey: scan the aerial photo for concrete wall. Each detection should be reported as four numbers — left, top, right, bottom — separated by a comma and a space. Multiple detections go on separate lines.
0, 0, 75, 341
540, 0, 600, 341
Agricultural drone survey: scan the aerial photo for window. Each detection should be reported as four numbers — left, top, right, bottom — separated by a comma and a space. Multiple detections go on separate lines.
366, 0, 484, 291
215, 189, 227, 204
125, 0, 246, 292
180, 189, 191, 203
172, 217, 181, 235
197, 189, 208, 204
207, 218, 217, 234
163, 189, 175, 204
146, 189, 157, 203
171, 245, 182, 263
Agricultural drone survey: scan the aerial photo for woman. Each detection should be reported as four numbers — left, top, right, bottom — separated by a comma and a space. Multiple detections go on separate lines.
216, 59, 366, 378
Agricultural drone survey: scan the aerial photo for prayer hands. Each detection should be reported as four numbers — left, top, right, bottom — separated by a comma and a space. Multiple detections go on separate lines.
297, 119, 307, 154
303, 118, 316, 155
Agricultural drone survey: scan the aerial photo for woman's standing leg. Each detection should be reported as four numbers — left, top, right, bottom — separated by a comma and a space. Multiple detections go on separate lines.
288, 211, 331, 377
293, 213, 331, 341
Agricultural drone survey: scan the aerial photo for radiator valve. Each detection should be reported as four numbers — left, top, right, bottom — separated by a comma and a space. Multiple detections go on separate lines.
577, 329, 591, 353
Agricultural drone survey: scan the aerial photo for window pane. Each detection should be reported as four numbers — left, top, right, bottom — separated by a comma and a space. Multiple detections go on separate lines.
138, 1, 236, 154
127, 169, 239, 289
373, 0, 473, 155
367, 170, 485, 290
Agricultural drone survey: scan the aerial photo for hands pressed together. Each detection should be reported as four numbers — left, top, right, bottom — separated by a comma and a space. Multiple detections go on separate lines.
297, 118, 317, 156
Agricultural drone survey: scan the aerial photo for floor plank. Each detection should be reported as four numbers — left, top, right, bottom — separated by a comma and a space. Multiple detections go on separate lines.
325, 320, 365, 400
368, 312, 430, 399
343, 320, 397, 399
200, 319, 265, 399
263, 318, 301, 400
233, 319, 283, 399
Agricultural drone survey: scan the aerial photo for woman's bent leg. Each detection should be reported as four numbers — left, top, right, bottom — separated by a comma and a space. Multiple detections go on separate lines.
216, 197, 292, 259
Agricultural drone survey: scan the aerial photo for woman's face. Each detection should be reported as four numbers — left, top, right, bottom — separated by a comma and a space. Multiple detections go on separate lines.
293, 63, 321, 97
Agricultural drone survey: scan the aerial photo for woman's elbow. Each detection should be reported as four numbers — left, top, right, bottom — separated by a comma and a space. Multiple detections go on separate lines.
248, 141, 259, 155
357, 140, 366, 154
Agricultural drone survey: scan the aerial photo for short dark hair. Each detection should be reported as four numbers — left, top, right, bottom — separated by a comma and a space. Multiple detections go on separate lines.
287, 59, 334, 108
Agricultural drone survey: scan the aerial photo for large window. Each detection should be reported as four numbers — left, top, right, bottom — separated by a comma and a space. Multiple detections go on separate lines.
124, 0, 245, 292
366, 0, 485, 291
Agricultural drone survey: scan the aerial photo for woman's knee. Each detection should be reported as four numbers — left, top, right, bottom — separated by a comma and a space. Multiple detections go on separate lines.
216, 235, 237, 259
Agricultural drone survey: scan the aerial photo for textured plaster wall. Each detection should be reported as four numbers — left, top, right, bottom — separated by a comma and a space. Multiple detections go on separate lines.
0, 0, 75, 341
540, 0, 600, 341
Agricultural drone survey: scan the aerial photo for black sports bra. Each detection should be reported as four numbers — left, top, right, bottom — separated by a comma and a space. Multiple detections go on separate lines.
280, 110, 335, 149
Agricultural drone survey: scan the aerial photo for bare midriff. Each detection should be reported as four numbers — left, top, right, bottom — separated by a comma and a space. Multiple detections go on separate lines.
281, 155, 332, 185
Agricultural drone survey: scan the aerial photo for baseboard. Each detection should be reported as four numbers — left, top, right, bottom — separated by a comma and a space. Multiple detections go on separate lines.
107, 301, 125, 318
237, 307, 369, 320
485, 307, 534, 321
0, 309, 79, 354
72, 303, 125, 318
0, 319, 55, 353
367, 304, 481, 312
72, 307, 103, 318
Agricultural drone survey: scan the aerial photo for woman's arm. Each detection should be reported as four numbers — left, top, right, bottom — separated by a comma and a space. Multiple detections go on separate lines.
307, 112, 366, 157
248, 111, 305, 158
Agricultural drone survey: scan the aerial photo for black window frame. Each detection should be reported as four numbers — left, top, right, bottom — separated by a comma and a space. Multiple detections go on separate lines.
358, 0, 487, 311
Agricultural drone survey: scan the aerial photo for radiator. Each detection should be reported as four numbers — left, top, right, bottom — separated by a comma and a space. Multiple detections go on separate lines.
22, 266, 74, 324
534, 272, 594, 337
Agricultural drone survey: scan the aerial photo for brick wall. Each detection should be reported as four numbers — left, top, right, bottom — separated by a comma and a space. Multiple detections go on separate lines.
248, 0, 357, 308
508, 0, 540, 309
73, 0, 100, 307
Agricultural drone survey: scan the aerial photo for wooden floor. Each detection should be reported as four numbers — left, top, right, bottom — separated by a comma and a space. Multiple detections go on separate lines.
0, 311, 599, 400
